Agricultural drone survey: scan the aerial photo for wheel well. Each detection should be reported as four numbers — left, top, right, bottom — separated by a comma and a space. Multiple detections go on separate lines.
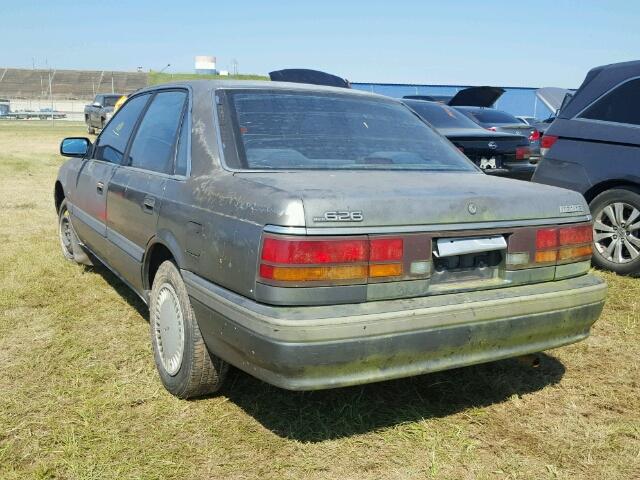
145, 243, 175, 290
54, 182, 65, 213
583, 180, 640, 203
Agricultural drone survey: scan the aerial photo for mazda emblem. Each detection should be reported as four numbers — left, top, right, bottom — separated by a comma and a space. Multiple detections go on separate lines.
488, 141, 497, 149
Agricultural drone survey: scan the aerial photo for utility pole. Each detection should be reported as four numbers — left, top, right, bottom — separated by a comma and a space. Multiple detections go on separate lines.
48, 68, 54, 126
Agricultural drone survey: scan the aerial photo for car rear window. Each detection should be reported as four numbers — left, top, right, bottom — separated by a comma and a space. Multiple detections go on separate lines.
579, 78, 640, 126
461, 108, 520, 125
224, 90, 476, 172
404, 100, 482, 129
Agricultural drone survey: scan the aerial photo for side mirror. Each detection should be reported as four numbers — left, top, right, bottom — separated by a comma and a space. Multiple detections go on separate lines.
60, 137, 91, 158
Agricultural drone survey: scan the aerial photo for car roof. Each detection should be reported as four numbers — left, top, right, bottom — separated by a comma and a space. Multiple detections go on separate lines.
133, 79, 389, 100
559, 60, 640, 119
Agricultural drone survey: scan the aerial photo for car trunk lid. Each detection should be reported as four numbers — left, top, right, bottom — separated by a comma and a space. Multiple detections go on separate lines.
235, 171, 588, 229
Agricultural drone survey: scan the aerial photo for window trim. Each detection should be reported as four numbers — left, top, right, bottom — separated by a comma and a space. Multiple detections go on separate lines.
575, 75, 640, 128
120, 87, 191, 178
90, 92, 153, 165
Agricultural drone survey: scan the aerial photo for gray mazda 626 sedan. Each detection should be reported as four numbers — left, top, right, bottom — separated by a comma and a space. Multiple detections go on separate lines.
54, 81, 606, 398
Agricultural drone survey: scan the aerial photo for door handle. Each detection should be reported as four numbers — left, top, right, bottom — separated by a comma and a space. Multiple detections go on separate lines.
96, 181, 104, 194
143, 196, 156, 213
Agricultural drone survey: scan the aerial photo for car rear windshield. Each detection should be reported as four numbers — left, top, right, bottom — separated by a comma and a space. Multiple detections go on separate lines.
225, 90, 476, 171
461, 108, 520, 125
404, 100, 482, 129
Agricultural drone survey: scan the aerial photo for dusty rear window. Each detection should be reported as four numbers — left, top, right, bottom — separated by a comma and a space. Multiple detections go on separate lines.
225, 90, 476, 171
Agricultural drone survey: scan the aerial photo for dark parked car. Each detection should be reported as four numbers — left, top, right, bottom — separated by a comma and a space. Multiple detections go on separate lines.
533, 60, 640, 275
403, 99, 535, 180
455, 106, 541, 161
55, 81, 605, 398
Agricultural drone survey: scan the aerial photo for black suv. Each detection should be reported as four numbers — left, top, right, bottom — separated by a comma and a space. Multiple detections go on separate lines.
533, 60, 640, 275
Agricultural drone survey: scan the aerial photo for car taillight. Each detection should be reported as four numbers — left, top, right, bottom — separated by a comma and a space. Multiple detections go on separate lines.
529, 129, 540, 142
515, 146, 531, 160
534, 224, 592, 264
259, 235, 408, 285
540, 135, 558, 157
487, 126, 497, 131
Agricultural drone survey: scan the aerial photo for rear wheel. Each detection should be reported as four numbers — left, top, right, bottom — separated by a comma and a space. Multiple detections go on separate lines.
150, 260, 228, 398
590, 188, 640, 275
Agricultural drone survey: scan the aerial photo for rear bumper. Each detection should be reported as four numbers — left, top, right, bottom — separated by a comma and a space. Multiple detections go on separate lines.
487, 162, 537, 180
184, 271, 606, 390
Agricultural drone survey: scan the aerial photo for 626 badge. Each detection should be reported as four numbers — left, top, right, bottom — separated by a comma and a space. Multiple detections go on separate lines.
313, 210, 364, 222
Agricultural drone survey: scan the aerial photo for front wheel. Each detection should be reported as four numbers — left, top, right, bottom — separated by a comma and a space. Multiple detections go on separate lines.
149, 260, 228, 398
590, 188, 640, 275
58, 199, 92, 265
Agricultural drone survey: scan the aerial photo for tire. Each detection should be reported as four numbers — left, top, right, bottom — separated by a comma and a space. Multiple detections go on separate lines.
58, 199, 93, 266
590, 187, 640, 275
149, 260, 228, 398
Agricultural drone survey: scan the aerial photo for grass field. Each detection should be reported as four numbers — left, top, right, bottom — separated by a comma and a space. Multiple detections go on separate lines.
148, 71, 269, 85
0, 122, 638, 479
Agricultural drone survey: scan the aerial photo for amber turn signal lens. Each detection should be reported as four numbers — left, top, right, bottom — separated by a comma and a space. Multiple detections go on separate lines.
534, 250, 558, 263
369, 263, 403, 278
558, 245, 592, 261
259, 264, 367, 282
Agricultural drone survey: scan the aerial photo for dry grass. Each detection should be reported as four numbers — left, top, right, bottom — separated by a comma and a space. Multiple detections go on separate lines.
0, 122, 639, 479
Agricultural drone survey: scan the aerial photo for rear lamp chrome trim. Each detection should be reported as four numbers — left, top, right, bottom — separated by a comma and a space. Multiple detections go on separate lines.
264, 215, 592, 236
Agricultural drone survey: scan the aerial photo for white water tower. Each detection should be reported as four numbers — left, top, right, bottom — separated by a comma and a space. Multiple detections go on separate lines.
195, 56, 217, 75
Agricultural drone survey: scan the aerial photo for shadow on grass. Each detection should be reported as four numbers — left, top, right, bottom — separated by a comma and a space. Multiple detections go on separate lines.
89, 261, 566, 442
87, 263, 147, 318
221, 354, 565, 442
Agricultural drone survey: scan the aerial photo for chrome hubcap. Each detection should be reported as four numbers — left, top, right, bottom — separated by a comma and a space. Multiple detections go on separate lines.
594, 202, 640, 264
59, 209, 74, 256
153, 283, 185, 376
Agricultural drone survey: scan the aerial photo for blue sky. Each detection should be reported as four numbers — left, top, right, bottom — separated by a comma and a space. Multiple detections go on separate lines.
2, 0, 639, 88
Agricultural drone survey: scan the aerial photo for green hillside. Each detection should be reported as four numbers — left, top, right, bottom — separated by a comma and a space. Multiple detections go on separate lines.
148, 71, 268, 85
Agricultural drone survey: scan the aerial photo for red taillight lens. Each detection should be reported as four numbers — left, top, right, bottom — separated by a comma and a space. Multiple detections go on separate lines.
259, 235, 406, 284
529, 129, 540, 141
540, 135, 558, 157
515, 146, 531, 160
536, 228, 558, 249
487, 126, 497, 131
261, 237, 368, 264
370, 238, 403, 261
559, 225, 592, 245
532, 224, 593, 265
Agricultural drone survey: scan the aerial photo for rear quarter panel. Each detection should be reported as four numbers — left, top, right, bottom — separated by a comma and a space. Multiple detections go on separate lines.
158, 173, 305, 299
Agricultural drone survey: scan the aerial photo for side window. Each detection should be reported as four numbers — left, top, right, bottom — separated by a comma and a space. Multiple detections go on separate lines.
174, 110, 190, 176
580, 78, 640, 126
93, 94, 149, 164
128, 91, 187, 174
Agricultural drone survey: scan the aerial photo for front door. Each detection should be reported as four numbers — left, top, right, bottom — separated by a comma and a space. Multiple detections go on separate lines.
73, 93, 151, 261
70, 159, 118, 258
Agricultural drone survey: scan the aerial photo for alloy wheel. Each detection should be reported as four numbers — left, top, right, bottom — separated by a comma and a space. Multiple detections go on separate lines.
593, 202, 640, 264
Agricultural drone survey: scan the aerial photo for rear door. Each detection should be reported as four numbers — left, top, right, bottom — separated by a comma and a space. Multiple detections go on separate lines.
71, 93, 149, 259
105, 89, 188, 291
